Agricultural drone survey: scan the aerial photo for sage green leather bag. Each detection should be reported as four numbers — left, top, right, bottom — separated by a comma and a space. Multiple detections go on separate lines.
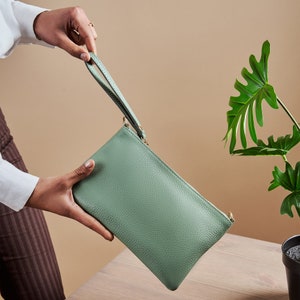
73, 53, 234, 290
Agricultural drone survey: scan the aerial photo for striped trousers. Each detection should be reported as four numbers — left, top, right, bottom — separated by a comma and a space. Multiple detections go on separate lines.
0, 108, 65, 300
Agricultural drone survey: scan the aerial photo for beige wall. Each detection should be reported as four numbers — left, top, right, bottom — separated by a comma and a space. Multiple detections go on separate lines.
1, 0, 300, 296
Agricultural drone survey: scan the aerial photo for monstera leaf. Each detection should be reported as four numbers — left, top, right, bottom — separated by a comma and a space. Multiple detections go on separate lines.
280, 192, 300, 217
232, 125, 300, 157
224, 40, 300, 217
269, 162, 300, 217
224, 41, 279, 153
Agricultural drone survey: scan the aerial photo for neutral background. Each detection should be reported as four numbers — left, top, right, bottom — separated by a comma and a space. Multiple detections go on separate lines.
1, 0, 300, 296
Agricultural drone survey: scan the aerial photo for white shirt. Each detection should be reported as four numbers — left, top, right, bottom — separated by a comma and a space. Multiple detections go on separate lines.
0, 0, 48, 211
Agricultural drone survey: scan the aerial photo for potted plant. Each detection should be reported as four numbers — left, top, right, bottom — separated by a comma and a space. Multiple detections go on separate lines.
224, 40, 300, 300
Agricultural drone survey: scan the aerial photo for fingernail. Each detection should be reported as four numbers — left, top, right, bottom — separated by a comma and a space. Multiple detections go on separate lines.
80, 52, 89, 61
84, 160, 93, 168
106, 233, 114, 241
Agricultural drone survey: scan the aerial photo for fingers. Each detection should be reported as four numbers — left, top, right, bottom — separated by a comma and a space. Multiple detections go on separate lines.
60, 24, 96, 61
27, 159, 113, 240
66, 159, 95, 187
56, 33, 91, 61
67, 161, 114, 241
33, 7, 98, 61
70, 22, 97, 51
69, 203, 114, 241
83, 22, 98, 53
66, 7, 98, 60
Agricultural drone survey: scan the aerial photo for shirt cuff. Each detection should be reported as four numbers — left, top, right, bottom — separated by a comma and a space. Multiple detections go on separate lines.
0, 158, 39, 211
12, 1, 50, 46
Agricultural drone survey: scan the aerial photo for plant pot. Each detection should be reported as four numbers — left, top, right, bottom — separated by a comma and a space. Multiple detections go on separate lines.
282, 235, 300, 300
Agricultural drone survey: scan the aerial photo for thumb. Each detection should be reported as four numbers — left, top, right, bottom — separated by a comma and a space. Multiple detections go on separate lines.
57, 34, 91, 61
67, 159, 95, 186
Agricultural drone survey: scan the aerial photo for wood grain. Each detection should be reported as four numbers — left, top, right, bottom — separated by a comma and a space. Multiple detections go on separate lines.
67, 234, 288, 299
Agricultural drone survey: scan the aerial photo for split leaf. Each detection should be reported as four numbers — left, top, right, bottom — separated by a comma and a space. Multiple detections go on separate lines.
224, 40, 278, 153
232, 125, 300, 157
269, 162, 300, 217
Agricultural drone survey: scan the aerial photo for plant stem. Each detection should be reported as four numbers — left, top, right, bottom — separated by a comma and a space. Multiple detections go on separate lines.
277, 97, 300, 131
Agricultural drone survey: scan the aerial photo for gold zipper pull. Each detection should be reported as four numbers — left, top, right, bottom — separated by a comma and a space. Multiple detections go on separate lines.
228, 212, 235, 222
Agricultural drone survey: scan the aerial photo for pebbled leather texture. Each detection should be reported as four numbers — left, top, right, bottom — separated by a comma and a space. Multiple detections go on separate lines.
73, 125, 233, 290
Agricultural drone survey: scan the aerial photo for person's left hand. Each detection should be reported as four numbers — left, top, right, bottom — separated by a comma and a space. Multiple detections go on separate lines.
33, 7, 97, 62
26, 159, 114, 241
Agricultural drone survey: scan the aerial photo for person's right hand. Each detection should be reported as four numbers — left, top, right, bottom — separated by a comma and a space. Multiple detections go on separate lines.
33, 7, 97, 62
26, 160, 114, 241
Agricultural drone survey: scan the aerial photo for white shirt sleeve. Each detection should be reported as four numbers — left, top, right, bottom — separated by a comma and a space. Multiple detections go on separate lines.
0, 0, 50, 58
0, 1, 47, 210
0, 154, 39, 211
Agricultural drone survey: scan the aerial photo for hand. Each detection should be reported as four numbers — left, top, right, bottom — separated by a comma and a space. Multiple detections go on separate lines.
33, 7, 97, 61
26, 160, 114, 241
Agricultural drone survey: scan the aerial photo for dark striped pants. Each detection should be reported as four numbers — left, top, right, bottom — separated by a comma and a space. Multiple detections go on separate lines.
0, 108, 65, 300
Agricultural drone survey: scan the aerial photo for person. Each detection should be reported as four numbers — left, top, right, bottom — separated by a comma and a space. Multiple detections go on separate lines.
0, 1, 113, 299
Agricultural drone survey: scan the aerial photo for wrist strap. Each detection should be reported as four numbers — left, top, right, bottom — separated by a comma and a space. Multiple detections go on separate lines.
85, 53, 146, 140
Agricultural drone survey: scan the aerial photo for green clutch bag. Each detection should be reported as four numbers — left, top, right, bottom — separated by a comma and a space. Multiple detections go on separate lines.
73, 53, 234, 290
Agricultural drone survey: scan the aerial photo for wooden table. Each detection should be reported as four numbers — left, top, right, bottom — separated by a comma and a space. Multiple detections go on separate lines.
67, 234, 288, 299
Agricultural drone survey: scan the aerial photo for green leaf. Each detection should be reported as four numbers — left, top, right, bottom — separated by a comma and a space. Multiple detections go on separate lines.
270, 162, 300, 217
232, 125, 300, 156
268, 161, 300, 193
280, 192, 300, 217
224, 41, 279, 153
